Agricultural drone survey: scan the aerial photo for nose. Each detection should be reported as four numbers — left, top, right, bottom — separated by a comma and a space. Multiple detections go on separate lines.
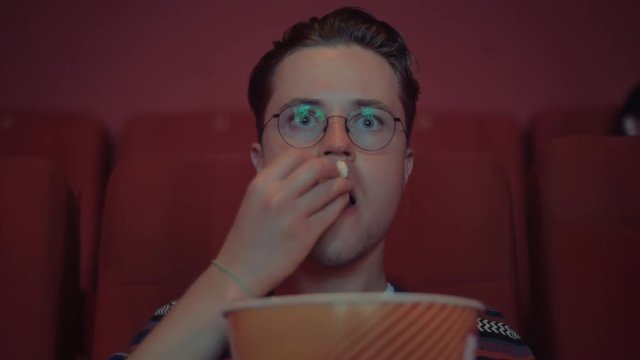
320, 116, 353, 159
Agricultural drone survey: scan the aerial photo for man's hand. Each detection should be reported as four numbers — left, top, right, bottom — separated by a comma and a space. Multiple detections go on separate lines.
215, 150, 351, 296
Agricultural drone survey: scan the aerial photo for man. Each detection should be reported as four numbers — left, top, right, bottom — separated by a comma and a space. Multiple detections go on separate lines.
110, 7, 534, 359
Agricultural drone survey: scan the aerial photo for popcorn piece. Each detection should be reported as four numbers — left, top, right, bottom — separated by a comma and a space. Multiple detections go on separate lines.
336, 160, 349, 178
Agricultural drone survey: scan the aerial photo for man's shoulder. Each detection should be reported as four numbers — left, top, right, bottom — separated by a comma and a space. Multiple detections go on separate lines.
476, 309, 535, 359
477, 309, 522, 341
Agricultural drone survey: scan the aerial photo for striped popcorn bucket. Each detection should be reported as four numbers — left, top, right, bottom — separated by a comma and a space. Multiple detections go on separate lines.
223, 293, 484, 360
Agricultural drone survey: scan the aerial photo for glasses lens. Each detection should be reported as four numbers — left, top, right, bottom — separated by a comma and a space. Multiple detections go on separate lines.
347, 107, 396, 151
277, 105, 326, 148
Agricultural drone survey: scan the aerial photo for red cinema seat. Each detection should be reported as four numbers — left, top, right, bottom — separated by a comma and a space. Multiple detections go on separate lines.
410, 111, 527, 328
529, 106, 617, 165
119, 111, 257, 159
385, 151, 519, 330
0, 157, 80, 359
0, 110, 109, 297
530, 135, 640, 359
92, 153, 254, 360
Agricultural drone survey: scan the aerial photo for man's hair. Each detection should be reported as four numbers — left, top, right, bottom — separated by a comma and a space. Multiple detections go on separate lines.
248, 7, 420, 138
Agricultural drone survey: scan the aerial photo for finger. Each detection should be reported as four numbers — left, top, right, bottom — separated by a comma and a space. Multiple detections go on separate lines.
282, 157, 342, 199
297, 177, 351, 216
260, 149, 313, 181
307, 192, 350, 236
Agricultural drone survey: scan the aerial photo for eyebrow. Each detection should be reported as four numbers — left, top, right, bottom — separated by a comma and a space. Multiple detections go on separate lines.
278, 98, 396, 116
278, 98, 323, 113
352, 99, 395, 115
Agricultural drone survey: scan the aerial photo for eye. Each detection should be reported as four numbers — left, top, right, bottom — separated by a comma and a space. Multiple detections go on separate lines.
288, 105, 323, 128
294, 114, 313, 126
352, 108, 384, 131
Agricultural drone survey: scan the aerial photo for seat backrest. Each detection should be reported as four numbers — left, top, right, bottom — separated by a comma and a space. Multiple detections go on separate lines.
410, 110, 527, 327
119, 111, 257, 159
529, 106, 617, 165
0, 157, 79, 359
385, 151, 520, 330
92, 153, 254, 360
0, 110, 109, 295
530, 135, 640, 359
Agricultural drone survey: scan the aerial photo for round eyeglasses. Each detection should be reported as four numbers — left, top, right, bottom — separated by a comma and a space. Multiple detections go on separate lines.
260, 104, 407, 151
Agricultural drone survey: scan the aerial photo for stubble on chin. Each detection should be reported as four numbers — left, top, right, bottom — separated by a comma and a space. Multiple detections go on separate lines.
308, 221, 387, 267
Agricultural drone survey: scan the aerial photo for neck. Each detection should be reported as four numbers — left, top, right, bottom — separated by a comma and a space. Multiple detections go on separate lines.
273, 241, 387, 295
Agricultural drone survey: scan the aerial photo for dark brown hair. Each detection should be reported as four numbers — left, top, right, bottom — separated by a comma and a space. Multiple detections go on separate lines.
248, 7, 420, 138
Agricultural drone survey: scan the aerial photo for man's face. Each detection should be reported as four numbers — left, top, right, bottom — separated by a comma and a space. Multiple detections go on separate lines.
251, 45, 414, 266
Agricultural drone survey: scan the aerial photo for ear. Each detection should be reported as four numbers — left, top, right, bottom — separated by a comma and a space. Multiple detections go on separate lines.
250, 142, 264, 172
403, 147, 414, 186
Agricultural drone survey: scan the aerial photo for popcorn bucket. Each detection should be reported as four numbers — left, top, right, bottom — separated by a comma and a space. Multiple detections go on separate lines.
223, 293, 484, 360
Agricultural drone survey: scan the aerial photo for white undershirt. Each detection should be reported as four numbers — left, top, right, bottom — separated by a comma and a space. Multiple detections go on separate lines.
384, 283, 395, 294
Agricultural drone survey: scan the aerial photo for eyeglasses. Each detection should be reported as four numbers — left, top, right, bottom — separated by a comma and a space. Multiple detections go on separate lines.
260, 104, 407, 151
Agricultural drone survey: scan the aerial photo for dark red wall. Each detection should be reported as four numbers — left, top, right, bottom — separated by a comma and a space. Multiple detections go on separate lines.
2, 0, 639, 135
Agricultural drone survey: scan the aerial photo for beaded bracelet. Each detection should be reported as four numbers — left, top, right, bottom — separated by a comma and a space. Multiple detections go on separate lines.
211, 260, 255, 298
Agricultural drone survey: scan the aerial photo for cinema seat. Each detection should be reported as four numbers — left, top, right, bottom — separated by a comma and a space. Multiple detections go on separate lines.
0, 157, 79, 359
0, 110, 109, 297
385, 151, 520, 330
529, 135, 640, 359
410, 111, 527, 328
92, 153, 254, 360
119, 111, 257, 159
529, 106, 617, 165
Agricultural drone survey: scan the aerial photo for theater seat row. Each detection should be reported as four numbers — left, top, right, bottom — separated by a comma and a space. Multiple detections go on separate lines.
1, 107, 637, 360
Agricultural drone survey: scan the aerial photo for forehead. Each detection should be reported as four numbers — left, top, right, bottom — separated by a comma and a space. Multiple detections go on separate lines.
268, 45, 403, 116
